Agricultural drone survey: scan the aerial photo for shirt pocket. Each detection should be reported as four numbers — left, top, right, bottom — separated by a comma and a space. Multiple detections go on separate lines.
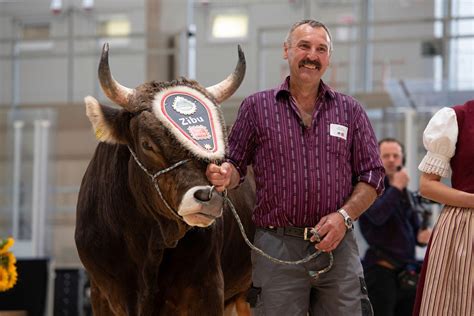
327, 123, 349, 157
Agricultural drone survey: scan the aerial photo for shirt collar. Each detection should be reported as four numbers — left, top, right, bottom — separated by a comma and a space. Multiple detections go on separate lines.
274, 76, 336, 100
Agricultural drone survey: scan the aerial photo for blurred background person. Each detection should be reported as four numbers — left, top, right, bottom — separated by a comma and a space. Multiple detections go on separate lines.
359, 138, 432, 316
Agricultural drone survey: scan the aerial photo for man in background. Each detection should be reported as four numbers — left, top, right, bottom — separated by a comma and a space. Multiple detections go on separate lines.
359, 138, 432, 316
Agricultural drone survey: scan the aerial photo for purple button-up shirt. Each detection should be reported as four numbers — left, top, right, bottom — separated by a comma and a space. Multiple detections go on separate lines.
228, 77, 384, 227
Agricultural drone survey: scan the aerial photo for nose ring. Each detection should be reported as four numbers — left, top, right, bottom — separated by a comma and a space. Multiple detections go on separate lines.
209, 185, 215, 200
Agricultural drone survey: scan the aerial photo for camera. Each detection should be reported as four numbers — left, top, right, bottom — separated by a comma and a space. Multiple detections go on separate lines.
408, 191, 438, 229
411, 191, 438, 206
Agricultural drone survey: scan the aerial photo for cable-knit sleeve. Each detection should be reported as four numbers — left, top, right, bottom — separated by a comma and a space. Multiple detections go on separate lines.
418, 107, 458, 178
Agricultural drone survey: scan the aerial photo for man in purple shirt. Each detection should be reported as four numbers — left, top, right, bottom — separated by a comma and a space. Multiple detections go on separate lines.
207, 19, 384, 315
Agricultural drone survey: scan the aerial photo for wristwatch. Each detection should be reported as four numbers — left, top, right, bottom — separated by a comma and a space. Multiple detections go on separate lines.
337, 209, 354, 232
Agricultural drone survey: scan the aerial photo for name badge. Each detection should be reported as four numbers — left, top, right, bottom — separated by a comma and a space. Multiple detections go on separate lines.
330, 123, 348, 140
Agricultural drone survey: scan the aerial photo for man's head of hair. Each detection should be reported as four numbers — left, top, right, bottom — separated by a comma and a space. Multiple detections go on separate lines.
285, 19, 333, 52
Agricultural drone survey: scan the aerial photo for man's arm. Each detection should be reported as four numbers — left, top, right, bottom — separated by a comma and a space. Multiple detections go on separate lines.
341, 182, 378, 221
313, 182, 376, 252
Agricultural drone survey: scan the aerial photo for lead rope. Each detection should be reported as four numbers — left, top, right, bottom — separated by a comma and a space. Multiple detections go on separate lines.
220, 189, 334, 279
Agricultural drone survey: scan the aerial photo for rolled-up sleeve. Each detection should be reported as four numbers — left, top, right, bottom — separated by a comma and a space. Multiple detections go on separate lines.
351, 105, 385, 195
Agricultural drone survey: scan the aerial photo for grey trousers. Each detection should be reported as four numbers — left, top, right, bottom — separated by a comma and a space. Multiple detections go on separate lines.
251, 228, 373, 316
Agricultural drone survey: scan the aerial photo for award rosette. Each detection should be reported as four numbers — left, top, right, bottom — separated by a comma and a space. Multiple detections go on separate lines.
152, 86, 226, 161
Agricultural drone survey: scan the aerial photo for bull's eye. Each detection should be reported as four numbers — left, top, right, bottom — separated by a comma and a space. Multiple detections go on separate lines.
141, 140, 153, 151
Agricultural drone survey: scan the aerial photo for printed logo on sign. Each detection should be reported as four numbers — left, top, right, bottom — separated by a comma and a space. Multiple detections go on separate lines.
188, 125, 212, 142
172, 96, 197, 115
330, 123, 348, 140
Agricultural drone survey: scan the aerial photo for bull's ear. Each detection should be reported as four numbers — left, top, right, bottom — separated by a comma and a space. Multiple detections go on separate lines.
84, 96, 128, 144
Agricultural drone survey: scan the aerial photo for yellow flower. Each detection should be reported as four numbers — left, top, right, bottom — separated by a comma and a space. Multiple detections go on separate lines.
0, 237, 18, 292
6, 266, 17, 289
0, 266, 8, 291
6, 252, 16, 270
0, 237, 14, 255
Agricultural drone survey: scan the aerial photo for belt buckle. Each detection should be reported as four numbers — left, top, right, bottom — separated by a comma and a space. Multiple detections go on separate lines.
303, 227, 311, 241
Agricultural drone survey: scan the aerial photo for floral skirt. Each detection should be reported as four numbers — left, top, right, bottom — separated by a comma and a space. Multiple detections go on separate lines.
414, 205, 473, 316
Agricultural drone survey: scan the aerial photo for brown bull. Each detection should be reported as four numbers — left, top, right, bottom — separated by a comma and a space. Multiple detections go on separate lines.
75, 43, 255, 315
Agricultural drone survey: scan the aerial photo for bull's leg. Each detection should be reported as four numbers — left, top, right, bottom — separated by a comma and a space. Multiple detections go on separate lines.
223, 303, 236, 316
234, 293, 251, 316
137, 241, 165, 315
224, 292, 251, 316
157, 286, 225, 316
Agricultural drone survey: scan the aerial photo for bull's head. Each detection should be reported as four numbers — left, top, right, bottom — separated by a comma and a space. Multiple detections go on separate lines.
85, 43, 245, 228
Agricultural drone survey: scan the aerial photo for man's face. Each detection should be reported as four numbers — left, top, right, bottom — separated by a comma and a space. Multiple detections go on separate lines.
379, 141, 403, 176
283, 24, 331, 85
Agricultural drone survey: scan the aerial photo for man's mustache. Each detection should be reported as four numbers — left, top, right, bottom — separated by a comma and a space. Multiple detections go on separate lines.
299, 59, 321, 69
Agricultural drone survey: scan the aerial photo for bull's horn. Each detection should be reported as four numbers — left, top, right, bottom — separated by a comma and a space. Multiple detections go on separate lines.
206, 45, 246, 104
98, 43, 135, 109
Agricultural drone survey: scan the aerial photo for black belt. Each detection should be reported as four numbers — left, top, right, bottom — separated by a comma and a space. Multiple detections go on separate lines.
262, 226, 315, 241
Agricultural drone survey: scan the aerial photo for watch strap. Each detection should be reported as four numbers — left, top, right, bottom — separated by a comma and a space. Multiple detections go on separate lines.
337, 208, 354, 231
